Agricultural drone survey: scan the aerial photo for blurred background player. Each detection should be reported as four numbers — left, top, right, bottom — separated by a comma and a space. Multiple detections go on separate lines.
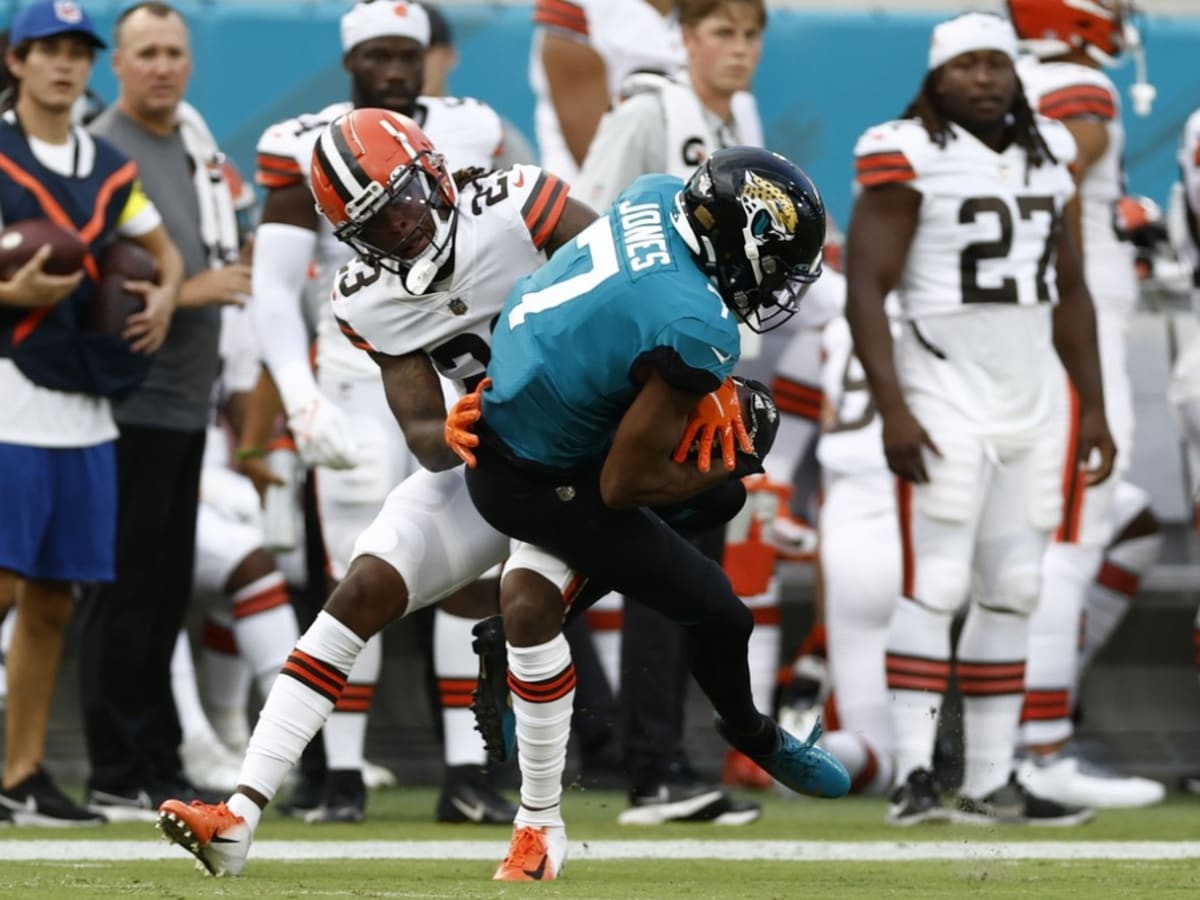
530, 0, 761, 185
80, 1, 248, 823
245, 0, 511, 824
846, 12, 1111, 826
1008, 0, 1165, 810
1167, 101, 1200, 798
0, 0, 179, 826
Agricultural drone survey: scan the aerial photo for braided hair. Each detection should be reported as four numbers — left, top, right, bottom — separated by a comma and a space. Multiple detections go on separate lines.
901, 68, 1057, 169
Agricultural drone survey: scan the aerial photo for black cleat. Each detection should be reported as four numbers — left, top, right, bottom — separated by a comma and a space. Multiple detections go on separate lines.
436, 765, 518, 824
303, 769, 366, 824
953, 773, 1094, 827
886, 767, 948, 826
276, 771, 323, 820
471, 615, 516, 766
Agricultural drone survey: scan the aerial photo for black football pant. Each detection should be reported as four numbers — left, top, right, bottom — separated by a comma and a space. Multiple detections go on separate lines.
466, 443, 760, 739
78, 426, 205, 793
621, 526, 725, 794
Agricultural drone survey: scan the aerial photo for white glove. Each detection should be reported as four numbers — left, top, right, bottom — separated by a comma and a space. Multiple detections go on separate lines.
275, 362, 361, 470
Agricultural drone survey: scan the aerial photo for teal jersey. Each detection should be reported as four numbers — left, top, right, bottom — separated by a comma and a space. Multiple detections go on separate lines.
483, 174, 741, 468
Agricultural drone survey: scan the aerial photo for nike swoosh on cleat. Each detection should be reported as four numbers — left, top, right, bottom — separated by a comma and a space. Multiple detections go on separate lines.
211, 835, 241, 843
522, 855, 548, 880
450, 796, 487, 823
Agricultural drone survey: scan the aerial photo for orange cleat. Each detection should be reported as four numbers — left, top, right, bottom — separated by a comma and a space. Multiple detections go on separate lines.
492, 823, 567, 881
157, 799, 251, 877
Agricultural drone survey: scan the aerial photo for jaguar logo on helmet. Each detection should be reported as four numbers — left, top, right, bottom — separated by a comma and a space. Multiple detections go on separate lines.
674, 146, 826, 335
741, 171, 798, 242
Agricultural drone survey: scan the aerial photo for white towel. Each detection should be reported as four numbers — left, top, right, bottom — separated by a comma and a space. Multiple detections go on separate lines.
176, 100, 240, 267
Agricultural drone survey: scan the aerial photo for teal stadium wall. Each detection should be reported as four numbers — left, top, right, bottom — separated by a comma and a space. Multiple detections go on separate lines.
7, 2, 1200, 225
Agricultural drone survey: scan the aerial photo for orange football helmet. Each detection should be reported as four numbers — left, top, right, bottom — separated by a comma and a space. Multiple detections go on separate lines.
1008, 0, 1128, 60
311, 108, 458, 293
1007, 1, 1154, 115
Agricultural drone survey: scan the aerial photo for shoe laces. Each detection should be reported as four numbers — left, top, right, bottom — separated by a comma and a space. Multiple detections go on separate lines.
799, 716, 824, 747
193, 801, 243, 829
504, 827, 547, 868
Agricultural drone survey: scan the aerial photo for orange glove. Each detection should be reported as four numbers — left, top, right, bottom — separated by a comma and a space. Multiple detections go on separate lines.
672, 377, 753, 473
444, 377, 490, 468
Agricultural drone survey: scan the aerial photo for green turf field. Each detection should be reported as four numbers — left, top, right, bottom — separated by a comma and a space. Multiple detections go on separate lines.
1, 787, 1198, 898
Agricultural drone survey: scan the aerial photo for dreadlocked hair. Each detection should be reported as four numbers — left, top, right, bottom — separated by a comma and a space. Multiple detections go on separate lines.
901, 70, 1058, 169
452, 167, 492, 192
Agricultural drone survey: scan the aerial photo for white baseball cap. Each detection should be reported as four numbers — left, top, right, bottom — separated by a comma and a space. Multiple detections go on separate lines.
928, 12, 1018, 71
341, 1, 431, 53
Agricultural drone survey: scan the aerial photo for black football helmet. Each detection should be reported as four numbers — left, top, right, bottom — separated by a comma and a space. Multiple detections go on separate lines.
674, 146, 825, 333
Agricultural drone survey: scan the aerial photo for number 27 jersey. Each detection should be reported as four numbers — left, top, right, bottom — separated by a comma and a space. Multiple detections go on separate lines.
854, 117, 1076, 317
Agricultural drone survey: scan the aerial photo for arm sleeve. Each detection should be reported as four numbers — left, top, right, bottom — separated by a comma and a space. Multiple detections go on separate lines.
533, 0, 589, 38
505, 165, 571, 252
250, 221, 319, 412
574, 95, 662, 214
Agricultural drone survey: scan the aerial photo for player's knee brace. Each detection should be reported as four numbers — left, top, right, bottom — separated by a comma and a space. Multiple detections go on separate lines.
912, 558, 971, 615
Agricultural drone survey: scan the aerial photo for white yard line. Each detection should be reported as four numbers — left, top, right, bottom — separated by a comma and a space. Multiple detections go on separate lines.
1, 840, 1199, 862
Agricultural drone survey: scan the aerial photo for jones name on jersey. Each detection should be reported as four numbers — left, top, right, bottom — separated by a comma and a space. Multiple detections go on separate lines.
329, 164, 569, 392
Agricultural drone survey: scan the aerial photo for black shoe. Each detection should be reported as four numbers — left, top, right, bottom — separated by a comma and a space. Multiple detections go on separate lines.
886, 767, 947, 826
277, 770, 323, 820
2, 767, 106, 827
1181, 773, 1200, 796
471, 615, 515, 766
618, 782, 735, 826
953, 773, 1095, 827
304, 768, 366, 824
435, 765, 518, 824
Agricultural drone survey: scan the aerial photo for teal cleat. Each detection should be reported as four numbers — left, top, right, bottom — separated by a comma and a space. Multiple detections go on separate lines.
716, 716, 850, 799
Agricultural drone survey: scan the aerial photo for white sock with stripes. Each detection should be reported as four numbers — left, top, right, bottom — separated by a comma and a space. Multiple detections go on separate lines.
508, 634, 574, 828
238, 611, 359, 803
434, 609, 488, 767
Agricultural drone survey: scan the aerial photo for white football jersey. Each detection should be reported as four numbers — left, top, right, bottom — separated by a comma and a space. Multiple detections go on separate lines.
854, 117, 1076, 437
816, 317, 888, 479
1018, 57, 1137, 315
854, 117, 1076, 317
329, 165, 568, 391
1177, 107, 1200, 285
254, 96, 504, 380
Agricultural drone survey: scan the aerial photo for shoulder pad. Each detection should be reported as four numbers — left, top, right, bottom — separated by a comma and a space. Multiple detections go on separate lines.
1027, 62, 1117, 121
255, 106, 345, 190
853, 119, 932, 188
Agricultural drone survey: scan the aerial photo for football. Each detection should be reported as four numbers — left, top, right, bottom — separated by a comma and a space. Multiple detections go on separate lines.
0, 218, 86, 279
87, 240, 160, 334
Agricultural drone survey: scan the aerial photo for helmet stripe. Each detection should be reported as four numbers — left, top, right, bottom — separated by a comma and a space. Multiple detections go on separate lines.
315, 122, 371, 205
